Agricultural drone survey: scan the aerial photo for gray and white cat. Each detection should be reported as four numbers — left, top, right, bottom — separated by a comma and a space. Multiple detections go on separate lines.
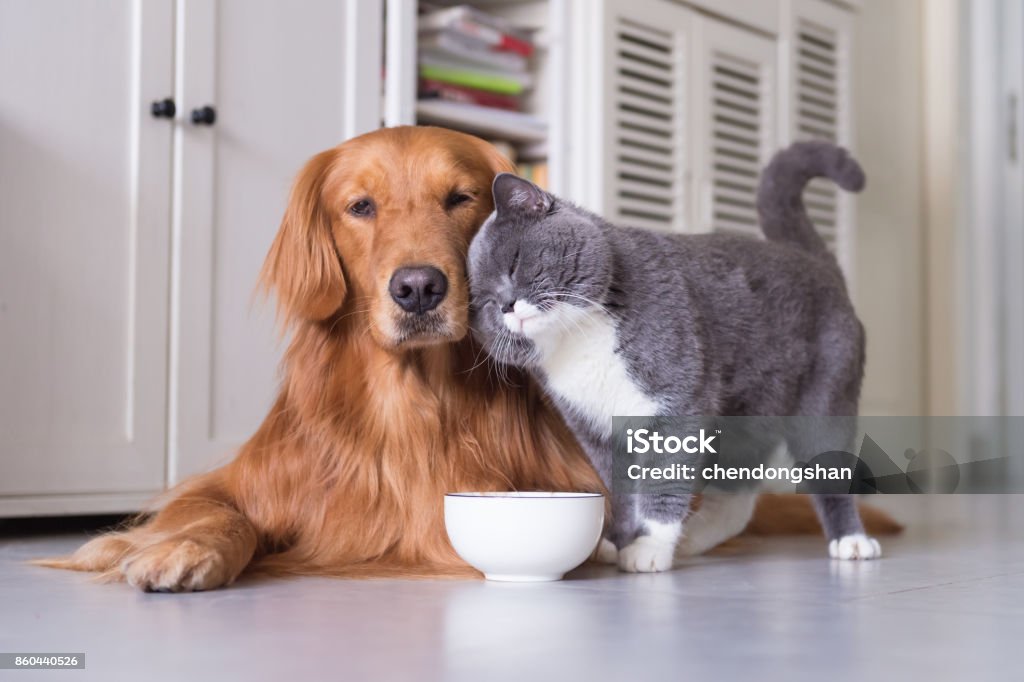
467, 141, 880, 572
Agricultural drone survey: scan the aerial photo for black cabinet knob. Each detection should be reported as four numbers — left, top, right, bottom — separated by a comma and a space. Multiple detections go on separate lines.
150, 98, 176, 118
191, 105, 216, 126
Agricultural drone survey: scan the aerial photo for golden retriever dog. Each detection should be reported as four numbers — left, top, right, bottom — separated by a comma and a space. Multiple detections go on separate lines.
41, 126, 603, 590
41, 126, 897, 591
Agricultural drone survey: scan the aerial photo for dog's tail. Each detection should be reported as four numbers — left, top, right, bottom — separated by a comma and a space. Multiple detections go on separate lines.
757, 141, 865, 256
744, 494, 903, 536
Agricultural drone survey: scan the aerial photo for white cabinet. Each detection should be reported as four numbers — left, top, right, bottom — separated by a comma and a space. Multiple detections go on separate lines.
690, 15, 778, 237
596, 0, 692, 233
168, 0, 381, 483
1, 0, 855, 516
0, 0, 174, 508
0, 0, 381, 514
564, 0, 780, 238
779, 0, 856, 272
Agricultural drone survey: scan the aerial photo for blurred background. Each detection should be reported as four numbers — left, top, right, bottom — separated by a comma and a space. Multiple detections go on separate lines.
0, 0, 1021, 518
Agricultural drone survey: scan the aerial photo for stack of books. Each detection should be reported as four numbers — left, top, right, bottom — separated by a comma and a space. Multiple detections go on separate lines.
416, 4, 546, 144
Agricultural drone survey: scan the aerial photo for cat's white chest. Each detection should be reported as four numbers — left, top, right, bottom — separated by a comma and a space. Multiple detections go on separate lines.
532, 307, 660, 438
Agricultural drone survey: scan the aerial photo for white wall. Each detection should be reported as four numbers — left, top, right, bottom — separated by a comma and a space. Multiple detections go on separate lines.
852, 0, 926, 416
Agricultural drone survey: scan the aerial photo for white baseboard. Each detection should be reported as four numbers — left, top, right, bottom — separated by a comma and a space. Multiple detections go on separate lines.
0, 491, 158, 518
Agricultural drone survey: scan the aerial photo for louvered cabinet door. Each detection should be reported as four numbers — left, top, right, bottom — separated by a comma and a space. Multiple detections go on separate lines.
690, 17, 777, 237
597, 0, 692, 232
780, 0, 855, 269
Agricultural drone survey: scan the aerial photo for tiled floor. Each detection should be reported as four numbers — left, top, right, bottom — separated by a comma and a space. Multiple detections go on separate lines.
1, 496, 1021, 682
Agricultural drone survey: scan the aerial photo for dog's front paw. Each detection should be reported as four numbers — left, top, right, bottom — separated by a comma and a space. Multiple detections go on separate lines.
591, 538, 619, 565
829, 533, 882, 560
618, 536, 676, 573
121, 537, 235, 592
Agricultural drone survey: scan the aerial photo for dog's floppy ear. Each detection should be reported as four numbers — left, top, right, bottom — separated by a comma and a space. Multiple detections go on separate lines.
260, 148, 346, 324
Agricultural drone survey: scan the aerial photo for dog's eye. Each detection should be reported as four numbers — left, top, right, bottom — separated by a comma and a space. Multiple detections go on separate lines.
445, 192, 473, 210
349, 199, 375, 218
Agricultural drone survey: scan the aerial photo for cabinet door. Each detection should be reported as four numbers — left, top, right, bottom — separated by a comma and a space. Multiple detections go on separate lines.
779, 0, 855, 270
0, 1, 173, 498
170, 0, 381, 483
690, 16, 777, 237
592, 0, 693, 232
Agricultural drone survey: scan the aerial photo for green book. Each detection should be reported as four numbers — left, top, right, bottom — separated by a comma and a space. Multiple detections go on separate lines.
419, 64, 526, 95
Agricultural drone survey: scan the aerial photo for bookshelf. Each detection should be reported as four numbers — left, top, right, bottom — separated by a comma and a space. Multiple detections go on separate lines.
415, 101, 546, 142
384, 0, 563, 191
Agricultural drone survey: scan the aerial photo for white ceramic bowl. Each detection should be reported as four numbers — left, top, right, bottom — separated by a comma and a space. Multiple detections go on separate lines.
444, 492, 605, 582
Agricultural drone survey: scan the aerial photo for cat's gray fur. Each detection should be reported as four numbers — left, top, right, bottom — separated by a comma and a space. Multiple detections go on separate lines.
468, 141, 876, 570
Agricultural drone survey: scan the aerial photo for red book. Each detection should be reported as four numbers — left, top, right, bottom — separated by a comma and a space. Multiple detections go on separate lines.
419, 6, 534, 58
495, 33, 534, 58
419, 79, 521, 111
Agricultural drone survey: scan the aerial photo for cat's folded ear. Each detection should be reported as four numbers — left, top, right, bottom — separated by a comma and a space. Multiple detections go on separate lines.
492, 173, 552, 216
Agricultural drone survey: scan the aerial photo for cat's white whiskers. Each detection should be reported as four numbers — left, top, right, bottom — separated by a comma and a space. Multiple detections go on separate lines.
493, 332, 516, 387
549, 305, 589, 339
543, 291, 612, 315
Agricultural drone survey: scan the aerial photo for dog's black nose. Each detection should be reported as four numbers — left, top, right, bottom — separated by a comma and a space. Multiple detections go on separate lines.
389, 266, 448, 314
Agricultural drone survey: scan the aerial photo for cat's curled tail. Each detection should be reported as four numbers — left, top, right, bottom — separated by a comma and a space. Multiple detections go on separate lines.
756, 141, 865, 256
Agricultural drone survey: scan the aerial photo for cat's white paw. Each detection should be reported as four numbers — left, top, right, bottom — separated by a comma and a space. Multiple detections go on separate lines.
829, 533, 882, 560
592, 538, 618, 565
618, 536, 676, 572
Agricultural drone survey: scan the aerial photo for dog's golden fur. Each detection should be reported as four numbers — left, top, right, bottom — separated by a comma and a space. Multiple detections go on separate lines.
41, 127, 603, 589
39, 127, 897, 590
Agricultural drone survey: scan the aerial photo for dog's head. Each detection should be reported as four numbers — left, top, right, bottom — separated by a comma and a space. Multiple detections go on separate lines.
261, 126, 514, 350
